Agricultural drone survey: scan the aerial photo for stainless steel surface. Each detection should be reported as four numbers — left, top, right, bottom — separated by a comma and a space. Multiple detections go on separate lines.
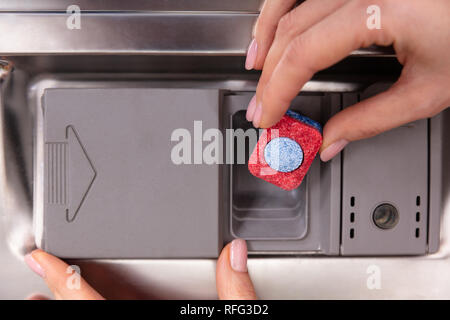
0, 4, 447, 299
0, 61, 50, 299
0, 11, 394, 57
0, 13, 255, 55
0, 0, 264, 12
0, 223, 51, 299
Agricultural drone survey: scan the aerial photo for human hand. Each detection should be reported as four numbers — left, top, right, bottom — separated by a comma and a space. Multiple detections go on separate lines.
24, 239, 257, 300
245, 0, 450, 161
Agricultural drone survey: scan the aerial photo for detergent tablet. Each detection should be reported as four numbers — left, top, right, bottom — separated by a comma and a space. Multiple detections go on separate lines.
248, 110, 322, 191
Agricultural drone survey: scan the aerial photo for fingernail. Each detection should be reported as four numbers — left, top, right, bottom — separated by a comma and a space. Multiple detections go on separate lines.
246, 95, 257, 121
26, 293, 50, 300
245, 39, 258, 70
230, 239, 248, 273
252, 102, 262, 128
320, 139, 349, 162
24, 253, 45, 278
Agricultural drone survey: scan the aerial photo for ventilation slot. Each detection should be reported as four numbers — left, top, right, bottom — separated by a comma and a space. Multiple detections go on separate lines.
350, 228, 355, 239
415, 196, 421, 238
349, 197, 356, 238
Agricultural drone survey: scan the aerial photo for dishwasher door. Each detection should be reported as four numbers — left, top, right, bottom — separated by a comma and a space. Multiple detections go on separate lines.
1, 1, 449, 299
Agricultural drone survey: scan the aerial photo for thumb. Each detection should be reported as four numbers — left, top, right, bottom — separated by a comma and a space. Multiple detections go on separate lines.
320, 76, 447, 162
24, 249, 104, 300
216, 239, 257, 300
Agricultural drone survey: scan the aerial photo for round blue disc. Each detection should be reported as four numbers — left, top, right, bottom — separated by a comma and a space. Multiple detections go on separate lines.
264, 137, 303, 173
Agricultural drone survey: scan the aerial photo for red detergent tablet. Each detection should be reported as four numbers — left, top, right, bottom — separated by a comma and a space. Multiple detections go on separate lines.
248, 110, 323, 191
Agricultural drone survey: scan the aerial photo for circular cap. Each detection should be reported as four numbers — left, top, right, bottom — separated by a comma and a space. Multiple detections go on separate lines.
264, 137, 303, 173
373, 203, 399, 229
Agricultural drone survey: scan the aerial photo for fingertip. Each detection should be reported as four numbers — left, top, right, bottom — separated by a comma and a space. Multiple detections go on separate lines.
245, 39, 258, 70
28, 249, 57, 273
258, 85, 292, 129
24, 251, 46, 278
258, 106, 285, 129
252, 103, 263, 128
252, 42, 266, 71
246, 94, 257, 122
26, 293, 51, 300
259, 116, 275, 129
230, 239, 248, 273
216, 239, 257, 300
30, 249, 47, 260
319, 139, 348, 162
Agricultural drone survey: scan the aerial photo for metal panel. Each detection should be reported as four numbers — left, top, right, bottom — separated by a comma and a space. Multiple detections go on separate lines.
0, 13, 255, 55
37, 87, 221, 258
341, 91, 429, 255
0, 13, 394, 57
0, 0, 264, 12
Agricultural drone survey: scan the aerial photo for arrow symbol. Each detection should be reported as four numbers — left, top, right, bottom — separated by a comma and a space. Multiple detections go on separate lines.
64, 125, 97, 222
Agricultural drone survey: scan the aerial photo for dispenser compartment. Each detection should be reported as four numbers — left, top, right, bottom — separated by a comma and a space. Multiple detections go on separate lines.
230, 110, 309, 240
223, 92, 342, 254
340, 86, 430, 255
34, 86, 222, 258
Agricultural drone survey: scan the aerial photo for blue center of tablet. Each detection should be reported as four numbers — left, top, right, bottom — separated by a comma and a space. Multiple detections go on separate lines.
264, 137, 303, 173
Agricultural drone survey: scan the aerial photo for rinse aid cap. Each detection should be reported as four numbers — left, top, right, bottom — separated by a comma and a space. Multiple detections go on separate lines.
264, 137, 304, 173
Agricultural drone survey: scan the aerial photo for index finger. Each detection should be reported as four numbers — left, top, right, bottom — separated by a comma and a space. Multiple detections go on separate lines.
259, 0, 394, 128
251, 0, 297, 70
